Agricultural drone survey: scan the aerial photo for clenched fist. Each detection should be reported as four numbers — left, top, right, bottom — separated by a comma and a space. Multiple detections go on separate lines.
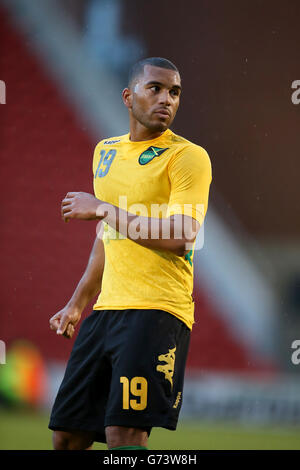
61, 192, 104, 222
49, 305, 82, 339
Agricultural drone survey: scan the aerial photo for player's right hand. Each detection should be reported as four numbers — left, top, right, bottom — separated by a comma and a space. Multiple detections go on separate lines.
49, 306, 81, 339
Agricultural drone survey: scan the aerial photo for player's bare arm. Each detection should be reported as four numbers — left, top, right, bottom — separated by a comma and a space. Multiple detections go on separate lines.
61, 192, 200, 256
49, 231, 105, 339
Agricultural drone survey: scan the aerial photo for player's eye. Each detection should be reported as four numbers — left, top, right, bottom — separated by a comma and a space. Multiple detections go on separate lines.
170, 89, 179, 96
150, 85, 160, 92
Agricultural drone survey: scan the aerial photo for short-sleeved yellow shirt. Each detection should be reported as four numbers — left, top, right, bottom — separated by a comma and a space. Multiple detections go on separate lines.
92, 128, 212, 329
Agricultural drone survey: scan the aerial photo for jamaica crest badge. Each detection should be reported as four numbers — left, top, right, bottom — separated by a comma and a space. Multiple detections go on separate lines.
138, 146, 168, 165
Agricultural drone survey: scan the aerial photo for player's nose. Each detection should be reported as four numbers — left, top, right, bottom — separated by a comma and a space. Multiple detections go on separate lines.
158, 89, 171, 106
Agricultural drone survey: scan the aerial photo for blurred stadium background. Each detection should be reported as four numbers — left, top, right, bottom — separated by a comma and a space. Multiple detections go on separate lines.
1, 0, 300, 450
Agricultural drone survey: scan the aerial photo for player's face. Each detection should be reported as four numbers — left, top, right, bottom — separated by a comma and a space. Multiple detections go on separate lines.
129, 65, 181, 132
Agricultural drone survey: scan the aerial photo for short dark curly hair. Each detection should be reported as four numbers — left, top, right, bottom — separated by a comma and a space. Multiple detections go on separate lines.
128, 57, 179, 87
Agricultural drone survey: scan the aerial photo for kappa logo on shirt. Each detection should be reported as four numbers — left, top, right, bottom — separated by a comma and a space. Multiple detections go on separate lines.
138, 146, 169, 165
156, 346, 176, 389
103, 139, 121, 145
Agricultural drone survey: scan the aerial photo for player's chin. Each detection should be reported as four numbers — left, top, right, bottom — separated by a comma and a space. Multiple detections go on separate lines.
151, 118, 169, 132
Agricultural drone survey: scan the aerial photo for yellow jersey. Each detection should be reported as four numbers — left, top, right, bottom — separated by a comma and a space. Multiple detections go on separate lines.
92, 128, 212, 329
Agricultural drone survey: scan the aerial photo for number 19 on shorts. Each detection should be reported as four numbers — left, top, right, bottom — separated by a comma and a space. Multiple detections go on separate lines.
120, 376, 148, 410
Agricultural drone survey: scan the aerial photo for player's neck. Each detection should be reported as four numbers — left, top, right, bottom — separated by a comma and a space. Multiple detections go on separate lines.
129, 122, 167, 142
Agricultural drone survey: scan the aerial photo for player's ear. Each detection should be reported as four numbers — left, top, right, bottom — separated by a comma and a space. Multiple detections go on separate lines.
122, 87, 132, 109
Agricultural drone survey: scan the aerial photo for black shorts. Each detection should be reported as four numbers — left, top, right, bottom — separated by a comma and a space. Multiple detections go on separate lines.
48, 308, 190, 443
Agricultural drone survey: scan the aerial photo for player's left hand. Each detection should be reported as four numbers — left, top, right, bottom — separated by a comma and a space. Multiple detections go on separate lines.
61, 192, 103, 221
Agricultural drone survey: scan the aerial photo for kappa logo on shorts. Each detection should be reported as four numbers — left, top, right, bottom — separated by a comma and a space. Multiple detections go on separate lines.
138, 146, 169, 165
156, 346, 176, 389
173, 391, 182, 409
